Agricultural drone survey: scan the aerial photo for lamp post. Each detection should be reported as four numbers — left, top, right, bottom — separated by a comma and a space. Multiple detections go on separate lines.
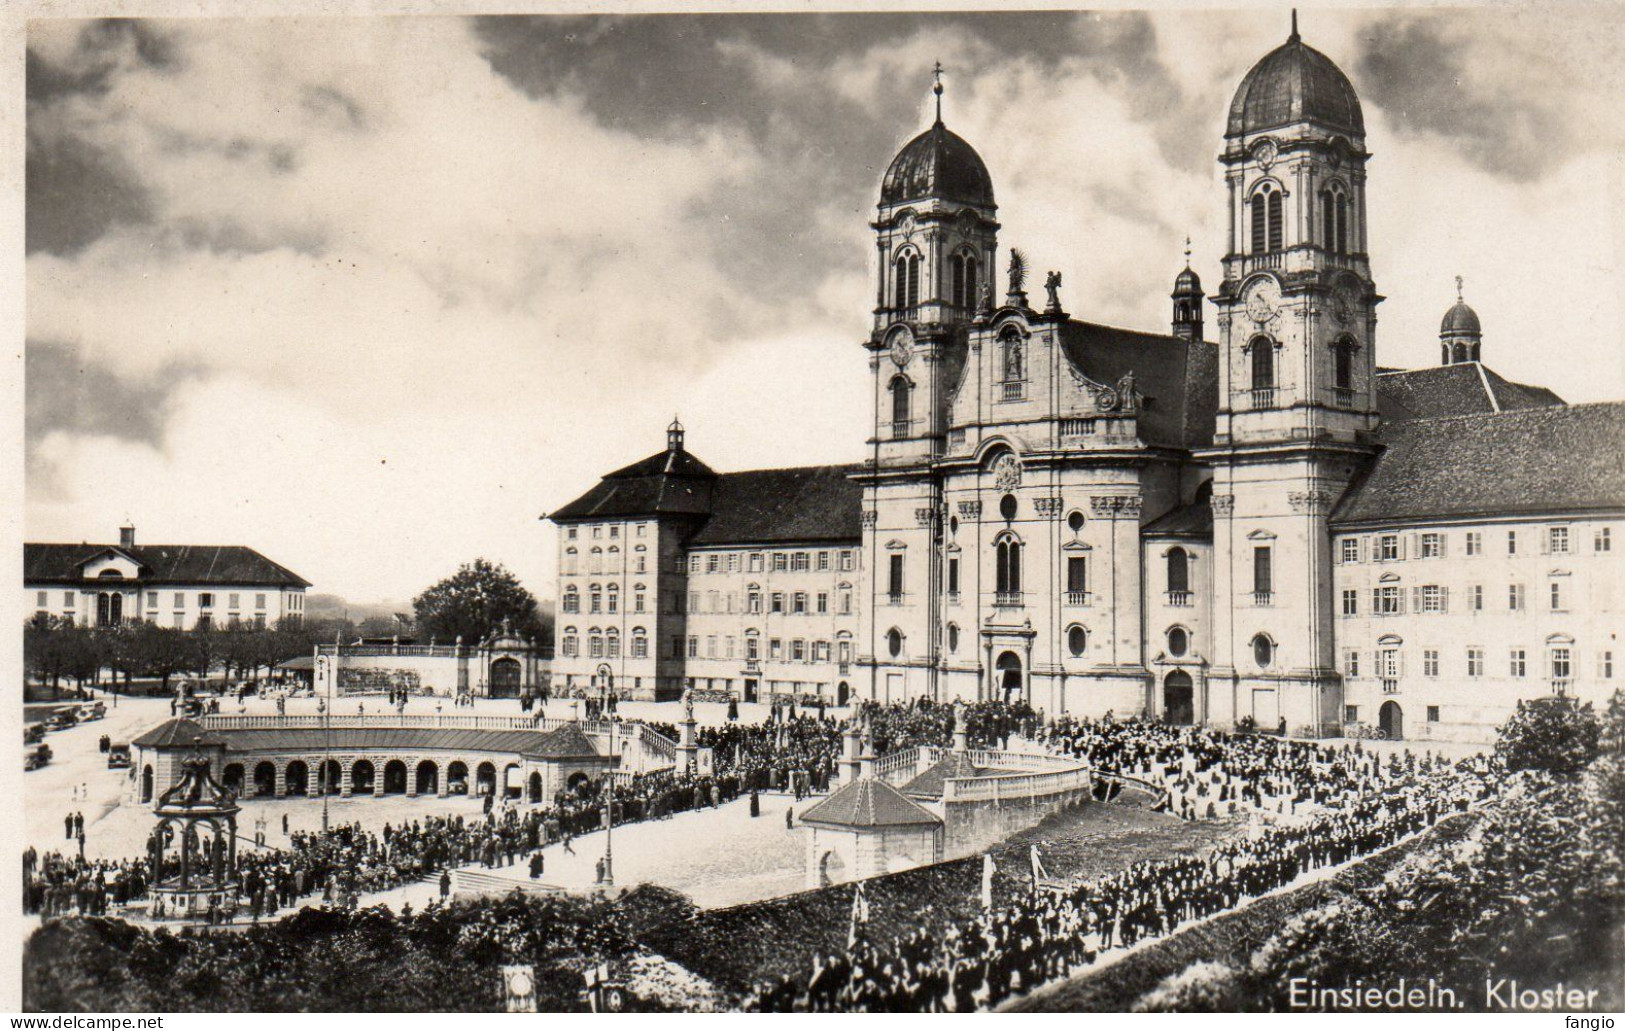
322, 629, 338, 834
601, 673, 615, 886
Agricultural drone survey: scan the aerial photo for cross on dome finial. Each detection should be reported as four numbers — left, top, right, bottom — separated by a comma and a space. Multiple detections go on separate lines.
932, 61, 944, 123
1456, 274, 1464, 302
1184, 236, 1192, 266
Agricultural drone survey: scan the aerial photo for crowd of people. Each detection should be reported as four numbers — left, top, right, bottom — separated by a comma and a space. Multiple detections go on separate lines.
753, 717, 1497, 1012
699, 716, 845, 795
22, 849, 148, 917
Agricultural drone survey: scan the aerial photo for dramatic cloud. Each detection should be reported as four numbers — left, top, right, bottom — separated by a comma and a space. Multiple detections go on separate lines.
25, 9, 1625, 605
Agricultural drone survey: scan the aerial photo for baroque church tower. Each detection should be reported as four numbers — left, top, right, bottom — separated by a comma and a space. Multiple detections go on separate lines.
858, 71, 998, 702
1198, 13, 1380, 734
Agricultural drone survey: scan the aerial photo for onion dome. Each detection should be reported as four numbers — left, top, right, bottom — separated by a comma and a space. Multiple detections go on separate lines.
1441, 298, 1481, 336
1226, 14, 1364, 138
880, 120, 995, 208
1174, 265, 1202, 294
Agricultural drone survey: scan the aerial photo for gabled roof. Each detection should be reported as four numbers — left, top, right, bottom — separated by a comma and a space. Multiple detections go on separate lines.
1375, 363, 1563, 423
799, 776, 942, 829
1331, 401, 1625, 526
132, 719, 221, 749
1143, 497, 1214, 539
23, 543, 310, 588
688, 465, 863, 546
549, 445, 718, 523
1055, 322, 1218, 448
523, 722, 601, 760
900, 752, 1013, 800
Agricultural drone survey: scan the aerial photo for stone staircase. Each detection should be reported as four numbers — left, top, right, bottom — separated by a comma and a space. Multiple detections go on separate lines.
450, 866, 564, 898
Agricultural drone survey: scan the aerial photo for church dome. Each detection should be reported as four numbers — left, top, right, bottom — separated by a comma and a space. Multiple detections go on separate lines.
1441, 299, 1481, 335
1226, 27, 1364, 139
880, 120, 995, 208
1174, 265, 1202, 294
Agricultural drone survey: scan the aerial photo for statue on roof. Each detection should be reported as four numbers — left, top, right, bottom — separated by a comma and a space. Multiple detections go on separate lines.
1044, 270, 1063, 313
1007, 248, 1028, 294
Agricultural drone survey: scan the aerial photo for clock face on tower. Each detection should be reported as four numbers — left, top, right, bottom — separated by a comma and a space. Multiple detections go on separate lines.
1244, 279, 1280, 326
1331, 286, 1357, 326
889, 332, 913, 367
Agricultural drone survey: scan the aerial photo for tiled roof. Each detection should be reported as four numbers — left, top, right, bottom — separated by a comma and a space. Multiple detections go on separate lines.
134, 724, 604, 759
132, 719, 222, 749
23, 543, 310, 588
549, 446, 718, 522
1331, 401, 1625, 526
1143, 497, 1214, 539
880, 120, 995, 208
1227, 34, 1364, 138
900, 752, 1013, 800
1375, 364, 1563, 423
689, 465, 863, 546
799, 776, 942, 828
1056, 322, 1218, 448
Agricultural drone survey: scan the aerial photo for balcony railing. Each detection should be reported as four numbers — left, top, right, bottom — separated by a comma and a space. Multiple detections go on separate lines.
945, 591, 960, 606
994, 592, 1023, 608
1000, 381, 1026, 402
1551, 679, 1571, 697
886, 592, 906, 606
1252, 590, 1274, 606
891, 419, 911, 439
1166, 590, 1192, 607
837, 663, 851, 677
1331, 386, 1355, 409
1381, 679, 1400, 695
1248, 250, 1285, 270
1064, 591, 1090, 606
1250, 387, 1276, 409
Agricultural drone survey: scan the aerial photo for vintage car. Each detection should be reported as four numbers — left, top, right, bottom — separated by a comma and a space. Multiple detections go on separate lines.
25, 744, 52, 771
107, 743, 132, 769
42, 710, 78, 732
76, 702, 107, 722
23, 724, 46, 746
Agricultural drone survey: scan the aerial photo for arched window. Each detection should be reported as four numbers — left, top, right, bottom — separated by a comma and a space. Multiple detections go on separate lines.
1252, 182, 1284, 254
1336, 194, 1348, 254
1252, 633, 1275, 669
606, 582, 619, 614
964, 254, 978, 307
1251, 337, 1275, 391
950, 253, 966, 307
947, 623, 960, 653
890, 375, 912, 434
1067, 625, 1087, 657
1166, 547, 1190, 594
1167, 626, 1189, 658
589, 547, 603, 575
562, 585, 580, 614
1333, 337, 1355, 391
563, 547, 578, 576
995, 533, 1023, 597
893, 253, 908, 310
605, 628, 621, 658
887, 628, 904, 658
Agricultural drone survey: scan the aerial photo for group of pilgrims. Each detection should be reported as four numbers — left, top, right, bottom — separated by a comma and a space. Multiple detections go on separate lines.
752, 716, 1496, 1011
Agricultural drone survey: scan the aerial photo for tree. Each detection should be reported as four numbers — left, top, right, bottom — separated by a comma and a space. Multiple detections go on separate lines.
412, 559, 541, 645
1495, 694, 1601, 776
137, 622, 194, 695
23, 616, 74, 696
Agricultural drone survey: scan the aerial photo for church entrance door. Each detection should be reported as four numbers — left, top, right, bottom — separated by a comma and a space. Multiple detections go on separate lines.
995, 651, 1023, 705
1163, 671, 1194, 725
1379, 701, 1403, 740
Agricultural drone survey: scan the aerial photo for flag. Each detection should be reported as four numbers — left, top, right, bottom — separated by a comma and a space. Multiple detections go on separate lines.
981, 853, 995, 911
847, 882, 869, 948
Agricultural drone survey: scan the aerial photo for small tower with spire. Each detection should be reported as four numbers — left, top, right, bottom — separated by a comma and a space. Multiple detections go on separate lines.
667, 416, 685, 452
1171, 237, 1204, 342
1440, 276, 1483, 365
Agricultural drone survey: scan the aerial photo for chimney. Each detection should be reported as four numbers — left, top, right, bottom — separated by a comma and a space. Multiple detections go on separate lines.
119, 524, 136, 549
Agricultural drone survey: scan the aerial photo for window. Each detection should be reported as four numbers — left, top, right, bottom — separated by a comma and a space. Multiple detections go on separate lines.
1596, 527, 1612, 553
841, 550, 856, 572
1252, 634, 1274, 669
728, 553, 741, 573
563, 548, 578, 575
1340, 539, 1360, 564
1469, 585, 1483, 611
1067, 625, 1087, 657
1423, 649, 1440, 677
563, 587, 580, 614
1420, 533, 1441, 558
947, 557, 960, 597
562, 633, 579, 658
727, 637, 737, 659
791, 640, 806, 662
771, 593, 785, 614
607, 632, 621, 659
35, 591, 45, 608
590, 635, 604, 658
1166, 548, 1190, 593
1378, 535, 1399, 561
888, 554, 905, 599
999, 493, 1018, 521
1548, 526, 1569, 554
706, 554, 720, 573
1167, 626, 1188, 658
1251, 182, 1283, 253
1509, 649, 1527, 678
839, 589, 853, 616
1420, 585, 1444, 613
1600, 651, 1614, 679
747, 591, 762, 614
1427, 706, 1440, 724
886, 629, 903, 658
890, 375, 912, 434
817, 592, 829, 614
817, 551, 830, 571
793, 592, 808, 615
567, 527, 578, 540
1345, 705, 1359, 723
1341, 589, 1358, 616
255, 593, 266, 609
1507, 529, 1518, 555
199, 593, 214, 608
813, 640, 829, 662
631, 634, 648, 659
706, 636, 717, 659
949, 251, 980, 308
1508, 584, 1525, 611
772, 553, 788, 572
1466, 531, 1482, 556
996, 536, 1023, 598
746, 636, 760, 661
636, 524, 646, 537
749, 553, 764, 573
947, 624, 960, 653
1373, 586, 1401, 615
591, 590, 603, 615
670, 636, 683, 660
893, 251, 920, 309
792, 552, 809, 572
1332, 339, 1355, 394
1343, 649, 1360, 677
687, 636, 699, 659
1377, 647, 1401, 681
170, 592, 183, 608
1551, 647, 1572, 682
1467, 647, 1484, 677
228, 593, 240, 609
688, 554, 700, 574
592, 526, 601, 539
1252, 546, 1272, 600
1251, 338, 1275, 392
1067, 556, 1088, 600
1550, 581, 1565, 611
1321, 188, 1349, 254
635, 553, 647, 574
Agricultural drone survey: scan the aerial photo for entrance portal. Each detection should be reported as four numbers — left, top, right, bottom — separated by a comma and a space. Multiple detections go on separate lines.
995, 651, 1023, 704
1163, 670, 1195, 725
490, 657, 522, 698
1379, 700, 1403, 740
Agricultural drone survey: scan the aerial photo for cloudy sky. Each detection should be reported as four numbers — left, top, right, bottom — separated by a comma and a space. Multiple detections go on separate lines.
23, 5, 1625, 607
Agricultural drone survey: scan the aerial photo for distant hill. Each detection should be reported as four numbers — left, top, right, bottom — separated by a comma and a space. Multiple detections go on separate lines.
304, 593, 413, 624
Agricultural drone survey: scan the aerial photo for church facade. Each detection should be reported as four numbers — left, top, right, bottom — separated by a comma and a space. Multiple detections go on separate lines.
548, 20, 1623, 742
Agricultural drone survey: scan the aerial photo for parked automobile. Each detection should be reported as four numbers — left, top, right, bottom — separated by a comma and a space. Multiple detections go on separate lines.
107, 743, 132, 769
23, 724, 45, 746
25, 744, 52, 770
76, 702, 106, 722
43, 711, 78, 732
